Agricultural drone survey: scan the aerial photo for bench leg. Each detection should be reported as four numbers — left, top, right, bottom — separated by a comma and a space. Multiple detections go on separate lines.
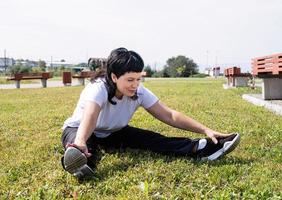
16, 80, 20, 89
234, 77, 249, 87
41, 79, 47, 88
262, 78, 282, 100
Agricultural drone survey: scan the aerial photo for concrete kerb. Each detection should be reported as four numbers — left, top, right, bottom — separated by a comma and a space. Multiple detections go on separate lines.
0, 79, 87, 89
242, 94, 282, 116
223, 82, 262, 90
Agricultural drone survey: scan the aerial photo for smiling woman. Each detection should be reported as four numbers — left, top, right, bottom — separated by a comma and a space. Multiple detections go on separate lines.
112, 72, 142, 99
61, 47, 240, 180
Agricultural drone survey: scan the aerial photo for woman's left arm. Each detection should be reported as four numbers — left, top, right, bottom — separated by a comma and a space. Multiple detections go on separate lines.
146, 101, 231, 143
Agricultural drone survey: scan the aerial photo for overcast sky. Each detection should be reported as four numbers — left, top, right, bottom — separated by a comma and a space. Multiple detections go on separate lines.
1, 0, 282, 71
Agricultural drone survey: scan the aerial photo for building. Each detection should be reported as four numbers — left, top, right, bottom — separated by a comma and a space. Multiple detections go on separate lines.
15, 59, 38, 67
46, 61, 73, 68
211, 67, 220, 77
205, 67, 220, 77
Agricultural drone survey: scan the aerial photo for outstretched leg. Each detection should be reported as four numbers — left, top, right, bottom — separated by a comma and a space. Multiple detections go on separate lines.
99, 126, 240, 160
96, 125, 200, 156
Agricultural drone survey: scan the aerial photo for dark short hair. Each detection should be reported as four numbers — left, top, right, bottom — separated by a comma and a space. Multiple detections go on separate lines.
106, 47, 144, 78
104, 47, 144, 104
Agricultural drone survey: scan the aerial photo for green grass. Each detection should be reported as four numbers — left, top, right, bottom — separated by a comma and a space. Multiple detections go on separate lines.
49, 76, 63, 81
0, 78, 281, 199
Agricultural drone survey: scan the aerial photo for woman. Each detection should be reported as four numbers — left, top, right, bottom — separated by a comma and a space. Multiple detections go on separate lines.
61, 47, 240, 179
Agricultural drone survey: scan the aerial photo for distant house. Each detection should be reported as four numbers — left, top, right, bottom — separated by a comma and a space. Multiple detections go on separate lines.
15, 59, 38, 67
46, 61, 73, 68
211, 67, 220, 77
205, 67, 220, 77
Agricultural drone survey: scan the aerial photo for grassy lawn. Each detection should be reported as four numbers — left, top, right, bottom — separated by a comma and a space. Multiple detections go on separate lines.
49, 76, 63, 81
0, 78, 281, 199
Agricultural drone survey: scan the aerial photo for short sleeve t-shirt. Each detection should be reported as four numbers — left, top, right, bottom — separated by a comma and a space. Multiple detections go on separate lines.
63, 78, 158, 138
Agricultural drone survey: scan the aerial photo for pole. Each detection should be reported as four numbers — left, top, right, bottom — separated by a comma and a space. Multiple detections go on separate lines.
4, 49, 7, 73
51, 56, 53, 69
206, 50, 209, 75
206, 50, 209, 68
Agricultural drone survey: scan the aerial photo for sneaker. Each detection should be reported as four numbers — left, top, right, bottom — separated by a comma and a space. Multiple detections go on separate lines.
63, 146, 95, 179
196, 133, 240, 161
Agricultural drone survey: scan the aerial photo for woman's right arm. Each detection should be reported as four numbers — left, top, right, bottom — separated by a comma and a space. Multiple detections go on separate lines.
74, 101, 101, 156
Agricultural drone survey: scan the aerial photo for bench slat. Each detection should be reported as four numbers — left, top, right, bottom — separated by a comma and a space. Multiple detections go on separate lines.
7, 72, 53, 81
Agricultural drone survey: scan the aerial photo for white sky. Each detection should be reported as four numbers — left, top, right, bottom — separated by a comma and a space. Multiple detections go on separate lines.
1, 0, 282, 71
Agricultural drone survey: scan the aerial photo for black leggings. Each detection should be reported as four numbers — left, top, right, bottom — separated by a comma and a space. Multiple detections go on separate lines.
61, 126, 199, 165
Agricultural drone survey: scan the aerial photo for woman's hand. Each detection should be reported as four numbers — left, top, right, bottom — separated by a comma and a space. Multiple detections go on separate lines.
67, 140, 92, 157
204, 129, 232, 144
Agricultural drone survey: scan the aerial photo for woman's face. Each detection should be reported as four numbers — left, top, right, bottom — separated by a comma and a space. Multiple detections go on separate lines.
111, 72, 142, 98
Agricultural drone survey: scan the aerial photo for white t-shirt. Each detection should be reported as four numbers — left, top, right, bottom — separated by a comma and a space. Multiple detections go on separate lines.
63, 78, 158, 138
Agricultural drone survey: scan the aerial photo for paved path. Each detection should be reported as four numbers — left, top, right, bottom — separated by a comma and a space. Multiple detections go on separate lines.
0, 80, 84, 89
242, 93, 282, 116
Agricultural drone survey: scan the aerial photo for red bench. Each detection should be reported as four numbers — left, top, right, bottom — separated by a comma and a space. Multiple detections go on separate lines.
72, 71, 96, 85
252, 53, 282, 100
7, 72, 53, 88
252, 53, 282, 77
224, 67, 251, 87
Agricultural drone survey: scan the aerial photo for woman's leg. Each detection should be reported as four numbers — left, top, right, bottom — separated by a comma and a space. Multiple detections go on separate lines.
96, 125, 199, 157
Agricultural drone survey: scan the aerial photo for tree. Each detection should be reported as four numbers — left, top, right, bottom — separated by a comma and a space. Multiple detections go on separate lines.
38, 60, 46, 71
75, 63, 87, 68
164, 55, 199, 77
9, 65, 21, 75
162, 67, 170, 77
181, 59, 198, 77
9, 64, 31, 75
143, 65, 154, 77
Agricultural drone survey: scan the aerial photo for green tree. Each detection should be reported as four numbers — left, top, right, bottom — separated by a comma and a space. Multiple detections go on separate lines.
38, 60, 46, 71
164, 55, 198, 77
9, 65, 21, 75
75, 63, 87, 68
162, 67, 170, 77
152, 70, 163, 78
59, 66, 66, 71
143, 65, 154, 77
9, 64, 31, 75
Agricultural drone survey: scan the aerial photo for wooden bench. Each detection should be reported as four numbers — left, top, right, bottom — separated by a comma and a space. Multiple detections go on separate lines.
224, 67, 251, 87
252, 53, 282, 78
71, 70, 147, 85
252, 53, 282, 99
72, 71, 96, 85
7, 72, 53, 88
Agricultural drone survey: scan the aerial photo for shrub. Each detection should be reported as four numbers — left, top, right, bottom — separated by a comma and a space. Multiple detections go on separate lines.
192, 73, 209, 78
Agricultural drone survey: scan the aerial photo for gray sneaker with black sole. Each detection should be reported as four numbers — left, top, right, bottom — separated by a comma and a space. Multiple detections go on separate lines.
63, 146, 95, 179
